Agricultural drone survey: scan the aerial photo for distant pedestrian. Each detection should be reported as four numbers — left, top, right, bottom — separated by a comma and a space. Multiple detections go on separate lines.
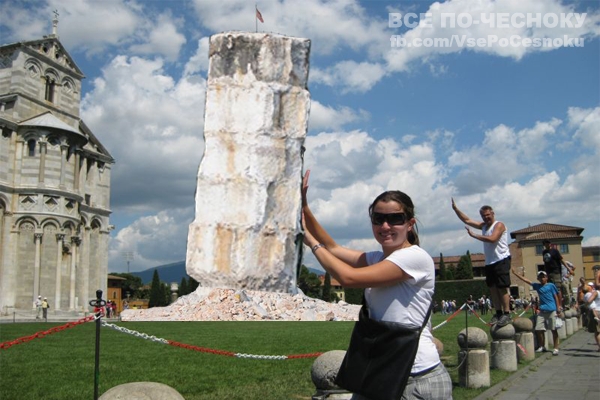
41, 297, 50, 321
34, 295, 42, 320
512, 269, 561, 355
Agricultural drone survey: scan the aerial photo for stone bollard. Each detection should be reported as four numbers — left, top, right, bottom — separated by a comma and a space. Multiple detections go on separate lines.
557, 315, 567, 339
311, 350, 352, 400
99, 382, 184, 400
544, 329, 555, 349
564, 310, 576, 334
457, 327, 490, 388
513, 317, 535, 362
490, 323, 517, 371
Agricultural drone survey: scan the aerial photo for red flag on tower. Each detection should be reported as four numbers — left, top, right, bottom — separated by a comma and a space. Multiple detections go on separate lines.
256, 7, 264, 23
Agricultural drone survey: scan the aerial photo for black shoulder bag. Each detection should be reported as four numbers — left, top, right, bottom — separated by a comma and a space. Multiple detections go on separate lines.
335, 300, 434, 400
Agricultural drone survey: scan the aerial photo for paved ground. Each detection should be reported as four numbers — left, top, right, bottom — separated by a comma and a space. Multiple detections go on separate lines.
473, 328, 600, 400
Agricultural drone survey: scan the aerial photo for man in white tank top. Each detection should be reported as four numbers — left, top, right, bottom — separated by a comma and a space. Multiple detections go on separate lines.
452, 199, 512, 327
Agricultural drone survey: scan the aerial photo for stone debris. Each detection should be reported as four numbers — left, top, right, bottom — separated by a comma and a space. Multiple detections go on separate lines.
120, 287, 360, 322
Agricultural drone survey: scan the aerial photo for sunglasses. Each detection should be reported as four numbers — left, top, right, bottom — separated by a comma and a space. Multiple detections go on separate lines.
370, 212, 408, 226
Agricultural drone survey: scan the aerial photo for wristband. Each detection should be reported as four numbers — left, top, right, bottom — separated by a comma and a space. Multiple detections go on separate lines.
311, 243, 326, 253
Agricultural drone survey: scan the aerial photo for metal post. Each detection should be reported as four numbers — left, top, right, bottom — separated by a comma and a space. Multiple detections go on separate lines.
89, 290, 105, 400
465, 302, 469, 388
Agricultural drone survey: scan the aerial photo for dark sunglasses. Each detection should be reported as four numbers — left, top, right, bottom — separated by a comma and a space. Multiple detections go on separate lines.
370, 212, 408, 226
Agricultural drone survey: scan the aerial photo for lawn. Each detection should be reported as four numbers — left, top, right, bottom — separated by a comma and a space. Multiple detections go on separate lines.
0, 309, 535, 399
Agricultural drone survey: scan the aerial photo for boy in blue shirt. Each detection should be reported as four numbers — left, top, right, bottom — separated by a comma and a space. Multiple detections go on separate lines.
511, 269, 561, 355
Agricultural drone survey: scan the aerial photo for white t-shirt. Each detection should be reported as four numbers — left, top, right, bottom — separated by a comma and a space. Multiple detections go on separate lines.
364, 245, 440, 373
584, 291, 600, 311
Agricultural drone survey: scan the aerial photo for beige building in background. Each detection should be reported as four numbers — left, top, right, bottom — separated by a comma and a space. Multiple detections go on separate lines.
0, 17, 113, 313
509, 223, 584, 300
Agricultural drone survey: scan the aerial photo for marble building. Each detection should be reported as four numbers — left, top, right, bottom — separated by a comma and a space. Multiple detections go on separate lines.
0, 16, 113, 313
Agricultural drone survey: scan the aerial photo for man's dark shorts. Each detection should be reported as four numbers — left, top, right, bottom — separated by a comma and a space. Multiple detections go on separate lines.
485, 257, 511, 288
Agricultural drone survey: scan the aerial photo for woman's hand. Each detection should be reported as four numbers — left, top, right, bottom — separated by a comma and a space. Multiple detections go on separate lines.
302, 170, 310, 207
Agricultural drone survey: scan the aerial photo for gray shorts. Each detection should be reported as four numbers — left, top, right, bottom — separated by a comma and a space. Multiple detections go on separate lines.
535, 310, 557, 331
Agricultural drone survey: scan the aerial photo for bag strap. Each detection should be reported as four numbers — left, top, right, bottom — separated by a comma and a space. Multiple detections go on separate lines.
419, 301, 434, 332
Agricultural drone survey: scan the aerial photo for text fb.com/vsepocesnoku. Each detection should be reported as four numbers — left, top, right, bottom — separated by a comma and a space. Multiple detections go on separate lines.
389, 12, 588, 49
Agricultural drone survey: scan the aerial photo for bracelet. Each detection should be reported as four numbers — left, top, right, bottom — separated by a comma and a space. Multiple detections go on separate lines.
311, 243, 326, 253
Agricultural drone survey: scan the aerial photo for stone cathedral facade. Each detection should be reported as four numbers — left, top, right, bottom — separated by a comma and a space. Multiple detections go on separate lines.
0, 19, 113, 313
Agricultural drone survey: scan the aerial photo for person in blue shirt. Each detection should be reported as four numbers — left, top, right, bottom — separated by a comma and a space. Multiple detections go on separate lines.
511, 269, 561, 355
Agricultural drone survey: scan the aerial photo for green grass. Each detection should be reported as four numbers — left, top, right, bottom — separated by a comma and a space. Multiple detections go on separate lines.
0, 310, 535, 399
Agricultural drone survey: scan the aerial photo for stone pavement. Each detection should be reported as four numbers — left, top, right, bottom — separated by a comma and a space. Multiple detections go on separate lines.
473, 328, 600, 400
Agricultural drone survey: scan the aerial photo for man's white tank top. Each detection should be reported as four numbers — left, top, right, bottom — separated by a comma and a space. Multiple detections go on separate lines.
482, 221, 510, 265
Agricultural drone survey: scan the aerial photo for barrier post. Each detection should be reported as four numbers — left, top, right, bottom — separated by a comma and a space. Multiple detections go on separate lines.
89, 290, 106, 400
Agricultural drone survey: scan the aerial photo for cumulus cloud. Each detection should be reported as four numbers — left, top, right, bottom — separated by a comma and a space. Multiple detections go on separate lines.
308, 101, 369, 131
81, 55, 207, 213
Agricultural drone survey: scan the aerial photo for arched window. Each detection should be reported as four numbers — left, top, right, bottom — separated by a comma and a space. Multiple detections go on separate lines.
27, 139, 36, 156
45, 76, 56, 103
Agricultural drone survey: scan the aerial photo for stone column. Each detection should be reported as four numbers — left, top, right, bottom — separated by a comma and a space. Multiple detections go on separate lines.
490, 324, 517, 371
33, 232, 43, 303
513, 317, 535, 362
73, 151, 80, 190
557, 316, 567, 339
55, 233, 64, 310
59, 144, 68, 188
69, 237, 80, 310
457, 327, 490, 388
564, 310, 575, 334
186, 32, 311, 293
38, 141, 47, 184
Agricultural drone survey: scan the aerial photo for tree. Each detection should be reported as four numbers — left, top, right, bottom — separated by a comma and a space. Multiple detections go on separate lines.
298, 265, 321, 298
344, 288, 364, 305
455, 251, 474, 280
445, 264, 455, 280
188, 276, 200, 292
178, 277, 188, 296
438, 253, 446, 281
111, 273, 144, 299
321, 272, 332, 302
149, 270, 163, 307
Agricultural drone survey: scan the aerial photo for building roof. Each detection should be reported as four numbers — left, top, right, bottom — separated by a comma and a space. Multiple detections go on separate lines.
510, 222, 584, 241
19, 112, 83, 136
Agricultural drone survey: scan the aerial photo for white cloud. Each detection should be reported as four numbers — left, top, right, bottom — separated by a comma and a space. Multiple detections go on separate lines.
109, 208, 194, 272
128, 13, 187, 62
183, 37, 210, 76
568, 106, 600, 153
311, 61, 387, 93
309, 101, 369, 131
81, 55, 207, 213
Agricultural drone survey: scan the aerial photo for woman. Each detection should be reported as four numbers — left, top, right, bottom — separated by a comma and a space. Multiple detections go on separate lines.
301, 170, 452, 400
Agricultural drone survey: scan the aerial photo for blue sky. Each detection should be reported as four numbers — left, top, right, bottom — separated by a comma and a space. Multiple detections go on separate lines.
2, 0, 599, 273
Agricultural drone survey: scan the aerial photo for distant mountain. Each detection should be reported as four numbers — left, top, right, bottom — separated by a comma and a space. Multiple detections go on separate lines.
129, 262, 325, 285
131, 261, 188, 284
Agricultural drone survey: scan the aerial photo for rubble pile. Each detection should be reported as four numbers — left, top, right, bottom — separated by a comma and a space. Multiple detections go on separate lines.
120, 287, 360, 322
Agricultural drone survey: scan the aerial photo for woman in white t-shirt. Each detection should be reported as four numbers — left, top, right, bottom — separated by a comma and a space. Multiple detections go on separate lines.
302, 170, 452, 400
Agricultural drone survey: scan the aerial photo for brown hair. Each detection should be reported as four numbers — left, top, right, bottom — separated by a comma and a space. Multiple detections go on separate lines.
368, 191, 420, 246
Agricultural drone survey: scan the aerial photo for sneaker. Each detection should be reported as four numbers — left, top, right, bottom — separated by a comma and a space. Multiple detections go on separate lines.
489, 315, 499, 325
552, 349, 559, 356
535, 346, 546, 353
497, 314, 512, 327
